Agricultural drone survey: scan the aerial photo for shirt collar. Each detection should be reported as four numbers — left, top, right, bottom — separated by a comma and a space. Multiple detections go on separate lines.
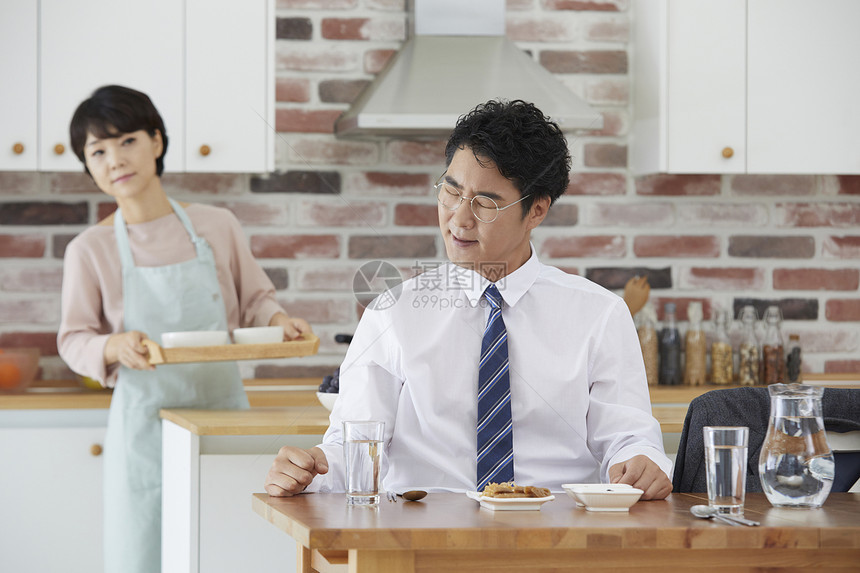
451, 244, 541, 308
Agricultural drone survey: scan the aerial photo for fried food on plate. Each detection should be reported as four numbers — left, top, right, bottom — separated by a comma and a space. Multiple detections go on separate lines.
481, 482, 551, 498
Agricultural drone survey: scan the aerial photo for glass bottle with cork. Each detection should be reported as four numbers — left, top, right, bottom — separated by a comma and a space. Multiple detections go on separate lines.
738, 305, 760, 386
762, 305, 786, 385
636, 302, 659, 386
658, 302, 682, 385
684, 301, 707, 386
710, 309, 733, 385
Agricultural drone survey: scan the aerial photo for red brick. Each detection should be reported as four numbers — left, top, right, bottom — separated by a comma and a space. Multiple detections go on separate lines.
825, 299, 860, 321
543, 0, 626, 10
276, 78, 311, 103
1, 268, 63, 292
277, 0, 356, 9
51, 234, 75, 259
296, 200, 387, 227
676, 203, 769, 226
566, 172, 626, 195
276, 45, 359, 72
0, 234, 46, 258
0, 331, 58, 356
507, 18, 575, 42
321, 17, 405, 41
278, 297, 354, 323
728, 236, 815, 258
583, 143, 627, 168
287, 139, 380, 166
251, 171, 341, 194
776, 203, 860, 227
837, 175, 860, 195
799, 329, 857, 352
276, 109, 342, 133
0, 299, 58, 324
543, 203, 579, 226
264, 267, 289, 290
587, 18, 629, 42
635, 174, 720, 196
395, 204, 438, 226
585, 202, 672, 227
634, 236, 720, 258
824, 360, 860, 374
97, 202, 118, 221
44, 172, 99, 194
162, 174, 247, 195
348, 235, 436, 258
774, 268, 859, 291
0, 202, 88, 225
652, 297, 712, 321
823, 236, 860, 259
364, 49, 396, 74
295, 267, 355, 291
213, 201, 289, 226
386, 140, 446, 166
250, 235, 340, 259
680, 267, 765, 290
540, 235, 625, 258
539, 50, 628, 74
318, 79, 370, 104
276, 17, 312, 40
0, 172, 40, 194
346, 172, 433, 197
731, 174, 816, 196
585, 79, 629, 105
584, 110, 626, 136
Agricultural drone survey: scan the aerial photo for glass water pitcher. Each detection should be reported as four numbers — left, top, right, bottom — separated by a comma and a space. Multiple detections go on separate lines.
759, 384, 834, 508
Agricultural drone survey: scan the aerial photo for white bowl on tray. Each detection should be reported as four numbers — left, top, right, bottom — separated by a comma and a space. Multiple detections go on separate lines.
316, 391, 338, 411
161, 330, 229, 348
561, 483, 643, 512
232, 326, 283, 345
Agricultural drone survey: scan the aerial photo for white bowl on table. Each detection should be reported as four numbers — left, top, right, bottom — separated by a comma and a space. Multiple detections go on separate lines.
161, 330, 229, 348
316, 391, 338, 411
232, 326, 283, 345
561, 483, 643, 512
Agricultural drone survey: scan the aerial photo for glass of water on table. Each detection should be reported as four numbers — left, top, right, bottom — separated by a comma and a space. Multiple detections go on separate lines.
704, 426, 749, 516
343, 421, 384, 506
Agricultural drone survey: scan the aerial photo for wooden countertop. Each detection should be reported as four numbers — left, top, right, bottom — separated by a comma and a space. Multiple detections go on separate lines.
160, 406, 331, 436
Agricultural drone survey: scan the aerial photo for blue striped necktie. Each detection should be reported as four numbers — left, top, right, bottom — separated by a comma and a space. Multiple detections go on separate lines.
477, 284, 514, 491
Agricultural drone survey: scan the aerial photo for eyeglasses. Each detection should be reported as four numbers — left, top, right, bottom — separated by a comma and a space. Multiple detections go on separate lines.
434, 173, 532, 223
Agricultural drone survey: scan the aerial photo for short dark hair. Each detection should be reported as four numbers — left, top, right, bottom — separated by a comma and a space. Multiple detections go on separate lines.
445, 99, 571, 217
70, 85, 169, 176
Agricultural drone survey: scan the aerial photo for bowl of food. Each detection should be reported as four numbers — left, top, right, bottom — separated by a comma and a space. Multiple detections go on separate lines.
161, 330, 229, 348
232, 326, 283, 345
561, 483, 643, 512
0, 348, 41, 392
316, 367, 340, 411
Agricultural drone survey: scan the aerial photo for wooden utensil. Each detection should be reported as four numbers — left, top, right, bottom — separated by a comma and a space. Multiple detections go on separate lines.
143, 334, 320, 365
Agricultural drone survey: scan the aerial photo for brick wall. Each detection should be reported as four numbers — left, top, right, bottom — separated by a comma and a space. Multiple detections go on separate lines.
1, 0, 859, 381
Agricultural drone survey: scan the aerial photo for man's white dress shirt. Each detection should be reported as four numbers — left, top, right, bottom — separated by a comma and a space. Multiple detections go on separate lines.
309, 250, 671, 493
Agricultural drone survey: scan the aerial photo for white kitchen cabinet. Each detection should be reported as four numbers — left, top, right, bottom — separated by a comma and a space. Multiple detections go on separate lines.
632, 0, 860, 175
1, 0, 273, 173
0, 0, 38, 171
0, 411, 107, 573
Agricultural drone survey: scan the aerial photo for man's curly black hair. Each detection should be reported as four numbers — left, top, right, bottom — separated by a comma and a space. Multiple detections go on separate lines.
444, 99, 571, 218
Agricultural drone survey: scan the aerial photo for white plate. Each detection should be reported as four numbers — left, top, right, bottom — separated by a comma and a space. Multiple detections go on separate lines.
465, 490, 555, 511
232, 326, 283, 345
316, 391, 338, 411
161, 330, 229, 348
561, 483, 642, 512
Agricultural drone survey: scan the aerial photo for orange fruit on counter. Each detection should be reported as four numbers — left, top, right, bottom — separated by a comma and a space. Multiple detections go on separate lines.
0, 362, 22, 390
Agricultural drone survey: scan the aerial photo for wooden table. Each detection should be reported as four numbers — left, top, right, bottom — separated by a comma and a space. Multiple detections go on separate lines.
252, 492, 860, 573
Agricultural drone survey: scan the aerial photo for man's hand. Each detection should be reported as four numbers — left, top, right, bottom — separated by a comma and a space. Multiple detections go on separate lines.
104, 330, 154, 371
608, 454, 672, 500
265, 446, 329, 497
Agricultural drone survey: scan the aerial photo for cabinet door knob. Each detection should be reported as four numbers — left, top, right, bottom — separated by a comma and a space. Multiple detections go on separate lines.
90, 444, 103, 456
54, 143, 66, 155
722, 146, 734, 158
12, 142, 25, 155
199, 145, 211, 157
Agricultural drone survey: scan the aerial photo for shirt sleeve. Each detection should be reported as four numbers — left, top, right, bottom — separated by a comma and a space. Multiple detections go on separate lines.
585, 298, 673, 482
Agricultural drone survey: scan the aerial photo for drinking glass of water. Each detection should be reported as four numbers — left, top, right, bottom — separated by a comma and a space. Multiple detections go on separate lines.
343, 420, 384, 506
704, 426, 749, 516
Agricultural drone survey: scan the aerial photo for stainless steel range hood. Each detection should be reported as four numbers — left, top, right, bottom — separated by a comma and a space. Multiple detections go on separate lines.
334, 0, 604, 139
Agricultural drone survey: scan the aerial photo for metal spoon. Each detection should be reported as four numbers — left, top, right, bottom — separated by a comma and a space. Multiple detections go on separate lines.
400, 490, 427, 501
690, 505, 760, 526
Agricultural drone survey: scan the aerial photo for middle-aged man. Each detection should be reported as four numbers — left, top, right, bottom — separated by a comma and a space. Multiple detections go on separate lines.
266, 99, 673, 500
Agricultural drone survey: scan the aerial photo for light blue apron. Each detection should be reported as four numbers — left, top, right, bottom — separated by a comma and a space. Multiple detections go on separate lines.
104, 199, 249, 573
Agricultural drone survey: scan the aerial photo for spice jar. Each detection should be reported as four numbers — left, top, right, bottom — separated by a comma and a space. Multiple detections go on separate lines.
637, 303, 659, 386
658, 302, 682, 385
762, 305, 785, 385
710, 309, 733, 385
785, 334, 802, 383
684, 302, 706, 386
737, 305, 760, 386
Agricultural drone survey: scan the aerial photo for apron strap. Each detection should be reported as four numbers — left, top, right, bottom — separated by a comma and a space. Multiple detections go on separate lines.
113, 199, 205, 269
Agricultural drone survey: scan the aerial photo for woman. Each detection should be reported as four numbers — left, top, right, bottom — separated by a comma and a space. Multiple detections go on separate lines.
57, 85, 311, 573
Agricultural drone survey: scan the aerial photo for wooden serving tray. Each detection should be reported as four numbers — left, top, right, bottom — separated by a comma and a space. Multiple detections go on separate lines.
142, 334, 320, 365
